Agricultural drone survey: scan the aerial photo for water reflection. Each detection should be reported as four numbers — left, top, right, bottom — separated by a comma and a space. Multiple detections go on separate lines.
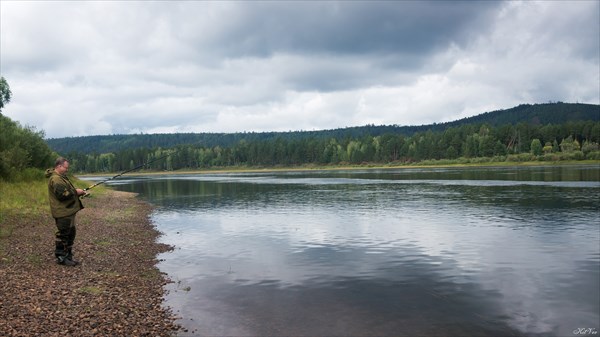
82, 166, 600, 336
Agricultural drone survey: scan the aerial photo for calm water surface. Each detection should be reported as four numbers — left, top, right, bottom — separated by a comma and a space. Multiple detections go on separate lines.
88, 165, 600, 336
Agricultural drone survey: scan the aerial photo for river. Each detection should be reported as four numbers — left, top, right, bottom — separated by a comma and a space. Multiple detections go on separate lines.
85, 165, 600, 336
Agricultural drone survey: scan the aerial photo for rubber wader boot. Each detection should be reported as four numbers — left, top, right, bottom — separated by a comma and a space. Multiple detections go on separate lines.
58, 257, 77, 266
55, 242, 77, 266
66, 247, 80, 265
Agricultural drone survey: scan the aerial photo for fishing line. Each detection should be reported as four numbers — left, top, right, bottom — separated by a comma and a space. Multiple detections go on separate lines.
82, 153, 172, 193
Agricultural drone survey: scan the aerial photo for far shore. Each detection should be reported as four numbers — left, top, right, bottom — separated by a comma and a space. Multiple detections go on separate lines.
77, 160, 600, 177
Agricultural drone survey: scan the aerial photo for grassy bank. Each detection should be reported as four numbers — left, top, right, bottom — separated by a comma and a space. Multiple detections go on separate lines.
77, 159, 600, 177
0, 176, 95, 217
0, 176, 100, 244
0, 179, 51, 248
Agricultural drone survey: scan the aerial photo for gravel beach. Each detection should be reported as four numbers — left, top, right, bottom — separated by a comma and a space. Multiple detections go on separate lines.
0, 190, 181, 336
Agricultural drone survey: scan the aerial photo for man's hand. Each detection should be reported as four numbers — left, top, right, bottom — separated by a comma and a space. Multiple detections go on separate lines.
77, 188, 91, 198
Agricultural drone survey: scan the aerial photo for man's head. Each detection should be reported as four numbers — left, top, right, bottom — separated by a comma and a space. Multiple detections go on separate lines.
55, 157, 70, 175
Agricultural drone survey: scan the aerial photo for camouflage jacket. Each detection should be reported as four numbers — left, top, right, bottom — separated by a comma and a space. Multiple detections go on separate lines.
45, 169, 84, 218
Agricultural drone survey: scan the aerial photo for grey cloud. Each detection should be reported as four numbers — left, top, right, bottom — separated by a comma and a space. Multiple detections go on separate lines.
182, 1, 504, 93
192, 1, 502, 62
541, 2, 599, 61
0, 1, 502, 94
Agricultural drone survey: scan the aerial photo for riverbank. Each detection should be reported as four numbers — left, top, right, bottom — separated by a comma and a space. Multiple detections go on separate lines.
78, 159, 600, 177
0, 187, 181, 336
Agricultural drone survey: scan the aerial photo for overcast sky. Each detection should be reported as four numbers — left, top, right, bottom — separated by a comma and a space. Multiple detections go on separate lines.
1, 1, 598, 139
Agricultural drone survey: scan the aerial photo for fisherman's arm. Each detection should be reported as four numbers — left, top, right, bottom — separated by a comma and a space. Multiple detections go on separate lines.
50, 180, 86, 200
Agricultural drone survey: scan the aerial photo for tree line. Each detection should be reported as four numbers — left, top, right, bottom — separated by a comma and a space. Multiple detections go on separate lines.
47, 102, 599, 155
0, 113, 56, 180
66, 120, 600, 173
0, 77, 55, 181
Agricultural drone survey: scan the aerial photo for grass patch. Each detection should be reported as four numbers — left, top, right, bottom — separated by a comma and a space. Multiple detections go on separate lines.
0, 175, 96, 218
0, 224, 14, 239
103, 205, 137, 224
78, 286, 103, 295
99, 271, 121, 277
0, 179, 49, 218
0, 174, 106, 230
27, 254, 43, 266
94, 250, 108, 257
0, 178, 48, 254
140, 269, 161, 279
93, 239, 112, 246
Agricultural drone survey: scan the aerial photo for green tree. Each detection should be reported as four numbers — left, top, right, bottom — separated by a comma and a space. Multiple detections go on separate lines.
493, 140, 507, 156
581, 141, 599, 154
552, 140, 560, 153
530, 139, 543, 156
543, 142, 553, 154
539, 124, 560, 144
378, 134, 404, 162
559, 136, 580, 152
446, 145, 458, 159
479, 135, 497, 157
0, 114, 54, 180
591, 124, 600, 143
463, 134, 479, 158
347, 140, 362, 163
0, 77, 11, 111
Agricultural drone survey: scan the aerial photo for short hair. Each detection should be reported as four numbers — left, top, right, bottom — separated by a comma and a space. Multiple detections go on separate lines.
55, 157, 68, 168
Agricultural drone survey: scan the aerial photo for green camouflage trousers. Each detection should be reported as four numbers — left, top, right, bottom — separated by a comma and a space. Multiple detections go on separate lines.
54, 214, 77, 261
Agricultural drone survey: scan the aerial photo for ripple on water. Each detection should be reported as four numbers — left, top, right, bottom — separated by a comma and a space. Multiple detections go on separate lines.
109, 167, 599, 337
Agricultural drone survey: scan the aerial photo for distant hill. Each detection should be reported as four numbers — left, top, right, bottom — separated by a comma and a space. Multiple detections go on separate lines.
47, 102, 599, 155
437, 102, 598, 129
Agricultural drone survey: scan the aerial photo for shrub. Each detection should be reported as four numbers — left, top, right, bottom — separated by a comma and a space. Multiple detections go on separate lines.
586, 151, 600, 160
12, 168, 46, 182
507, 153, 535, 162
540, 154, 561, 162
569, 151, 585, 160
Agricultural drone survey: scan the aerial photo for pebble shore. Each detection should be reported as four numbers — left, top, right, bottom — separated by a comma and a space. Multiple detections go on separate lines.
0, 190, 181, 336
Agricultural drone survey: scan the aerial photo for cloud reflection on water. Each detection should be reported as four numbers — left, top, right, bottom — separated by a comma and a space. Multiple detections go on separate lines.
91, 167, 599, 336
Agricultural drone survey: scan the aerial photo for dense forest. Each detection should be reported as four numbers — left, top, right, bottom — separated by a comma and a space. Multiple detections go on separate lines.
61, 120, 599, 173
0, 113, 55, 180
47, 102, 598, 154
44, 103, 599, 174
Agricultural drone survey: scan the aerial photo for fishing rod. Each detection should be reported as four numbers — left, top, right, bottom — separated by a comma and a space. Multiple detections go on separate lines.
83, 153, 172, 192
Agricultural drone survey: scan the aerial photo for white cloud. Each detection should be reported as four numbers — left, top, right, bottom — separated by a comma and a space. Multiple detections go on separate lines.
0, 1, 598, 138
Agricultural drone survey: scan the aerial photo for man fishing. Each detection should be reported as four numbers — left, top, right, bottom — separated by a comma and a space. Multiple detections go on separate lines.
45, 157, 87, 266
44, 153, 170, 266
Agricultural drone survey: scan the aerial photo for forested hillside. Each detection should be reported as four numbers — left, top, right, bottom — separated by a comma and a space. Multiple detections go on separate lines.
437, 102, 598, 129
46, 103, 599, 155
43, 102, 600, 174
